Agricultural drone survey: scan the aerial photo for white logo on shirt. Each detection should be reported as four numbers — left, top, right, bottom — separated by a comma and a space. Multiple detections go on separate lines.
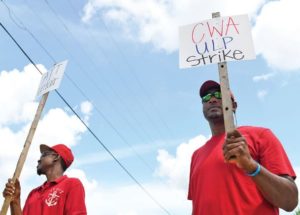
45, 188, 64, 207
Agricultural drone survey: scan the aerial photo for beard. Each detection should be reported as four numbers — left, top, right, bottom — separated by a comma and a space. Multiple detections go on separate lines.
37, 166, 44, 175
37, 169, 42, 175
204, 107, 223, 122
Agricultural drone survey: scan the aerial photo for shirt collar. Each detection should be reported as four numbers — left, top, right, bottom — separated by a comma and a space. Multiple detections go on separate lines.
38, 175, 68, 190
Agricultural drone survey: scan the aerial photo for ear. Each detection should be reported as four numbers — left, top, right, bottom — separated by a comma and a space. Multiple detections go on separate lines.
53, 154, 60, 162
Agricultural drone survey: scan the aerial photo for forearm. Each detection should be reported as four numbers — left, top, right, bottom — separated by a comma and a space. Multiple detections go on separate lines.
2, 178, 22, 215
252, 165, 298, 211
10, 200, 22, 215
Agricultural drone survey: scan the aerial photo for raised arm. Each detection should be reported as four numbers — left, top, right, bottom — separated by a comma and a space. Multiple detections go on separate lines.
2, 179, 22, 215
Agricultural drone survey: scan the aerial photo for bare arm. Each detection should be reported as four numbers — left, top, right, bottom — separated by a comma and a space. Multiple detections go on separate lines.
2, 179, 22, 215
223, 129, 298, 211
252, 168, 298, 211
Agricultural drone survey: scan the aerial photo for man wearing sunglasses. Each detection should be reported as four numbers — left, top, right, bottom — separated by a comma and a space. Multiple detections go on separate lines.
3, 144, 87, 215
188, 80, 298, 215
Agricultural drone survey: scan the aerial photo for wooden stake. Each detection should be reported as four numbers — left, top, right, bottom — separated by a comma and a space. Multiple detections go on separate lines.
212, 12, 238, 162
0, 92, 49, 215
212, 12, 235, 133
218, 62, 235, 132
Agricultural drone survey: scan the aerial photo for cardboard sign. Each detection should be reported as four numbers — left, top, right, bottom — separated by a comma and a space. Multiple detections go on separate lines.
36, 60, 68, 97
179, 14, 255, 68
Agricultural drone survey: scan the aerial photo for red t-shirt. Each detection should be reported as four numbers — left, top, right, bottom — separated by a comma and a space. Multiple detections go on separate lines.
188, 126, 296, 215
23, 175, 87, 215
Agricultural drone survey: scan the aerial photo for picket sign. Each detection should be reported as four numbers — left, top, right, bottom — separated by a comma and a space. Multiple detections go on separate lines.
0, 61, 68, 215
179, 12, 256, 133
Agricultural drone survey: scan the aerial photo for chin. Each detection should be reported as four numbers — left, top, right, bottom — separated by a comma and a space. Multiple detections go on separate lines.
207, 116, 224, 124
208, 113, 223, 119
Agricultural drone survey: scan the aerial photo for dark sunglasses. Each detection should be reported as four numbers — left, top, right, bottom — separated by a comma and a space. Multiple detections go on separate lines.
202, 91, 222, 103
40, 151, 58, 158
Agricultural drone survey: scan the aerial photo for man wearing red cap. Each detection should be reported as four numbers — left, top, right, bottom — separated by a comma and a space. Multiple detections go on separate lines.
188, 80, 298, 215
3, 144, 87, 215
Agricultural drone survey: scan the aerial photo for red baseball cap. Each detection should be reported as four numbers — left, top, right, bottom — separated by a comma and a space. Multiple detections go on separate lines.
199, 80, 235, 101
40, 144, 74, 168
199, 80, 220, 97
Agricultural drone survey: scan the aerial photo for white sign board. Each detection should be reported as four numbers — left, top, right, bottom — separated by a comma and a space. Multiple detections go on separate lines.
36, 60, 68, 97
179, 14, 255, 69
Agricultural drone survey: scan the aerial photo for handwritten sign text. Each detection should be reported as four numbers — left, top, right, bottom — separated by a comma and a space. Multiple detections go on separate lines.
179, 14, 255, 68
36, 60, 68, 97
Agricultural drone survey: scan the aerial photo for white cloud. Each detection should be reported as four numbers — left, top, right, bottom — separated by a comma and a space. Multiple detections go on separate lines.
82, 0, 265, 53
21, 134, 201, 215
257, 89, 268, 100
36, 108, 86, 147
253, 72, 275, 82
66, 167, 191, 215
0, 62, 188, 215
68, 168, 98, 191
73, 134, 203, 215
0, 64, 91, 213
0, 64, 193, 215
81, 1, 98, 23
252, 0, 300, 71
80, 101, 93, 122
155, 135, 207, 190
82, 0, 300, 71
81, 101, 93, 115
84, 181, 190, 215
0, 64, 45, 126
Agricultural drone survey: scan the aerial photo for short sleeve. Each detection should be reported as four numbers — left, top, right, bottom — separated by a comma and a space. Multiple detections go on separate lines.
258, 129, 296, 179
64, 179, 87, 215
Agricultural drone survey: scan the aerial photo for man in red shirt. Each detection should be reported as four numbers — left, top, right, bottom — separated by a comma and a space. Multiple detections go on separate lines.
3, 144, 87, 215
188, 80, 298, 214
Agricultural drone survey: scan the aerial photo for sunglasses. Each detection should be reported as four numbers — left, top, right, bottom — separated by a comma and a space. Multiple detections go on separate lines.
40, 151, 58, 158
202, 91, 222, 103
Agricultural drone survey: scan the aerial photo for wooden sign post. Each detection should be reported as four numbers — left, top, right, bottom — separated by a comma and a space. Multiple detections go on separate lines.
0, 60, 68, 215
0, 92, 49, 215
212, 12, 235, 133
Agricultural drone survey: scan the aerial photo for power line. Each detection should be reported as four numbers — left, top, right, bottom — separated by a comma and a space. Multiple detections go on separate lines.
69, 0, 175, 138
1, 0, 156, 172
12, 0, 158, 161
0, 22, 172, 215
1, 3, 174, 207
26, 0, 159, 144
4, 0, 175, 182
42, 0, 171, 141
1, 0, 55, 61
1, 2, 171, 211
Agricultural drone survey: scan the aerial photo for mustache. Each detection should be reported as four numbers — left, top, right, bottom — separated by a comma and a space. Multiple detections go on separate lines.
208, 105, 222, 110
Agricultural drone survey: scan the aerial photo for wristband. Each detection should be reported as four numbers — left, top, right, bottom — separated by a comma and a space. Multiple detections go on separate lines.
247, 163, 261, 177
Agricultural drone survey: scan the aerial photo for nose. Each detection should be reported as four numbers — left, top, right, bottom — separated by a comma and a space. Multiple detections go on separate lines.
208, 96, 219, 103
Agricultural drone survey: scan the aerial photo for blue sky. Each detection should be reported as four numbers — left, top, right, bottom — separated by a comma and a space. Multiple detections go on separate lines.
0, 0, 299, 214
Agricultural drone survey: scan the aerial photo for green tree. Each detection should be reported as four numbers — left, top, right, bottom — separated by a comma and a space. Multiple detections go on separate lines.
295, 208, 300, 215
